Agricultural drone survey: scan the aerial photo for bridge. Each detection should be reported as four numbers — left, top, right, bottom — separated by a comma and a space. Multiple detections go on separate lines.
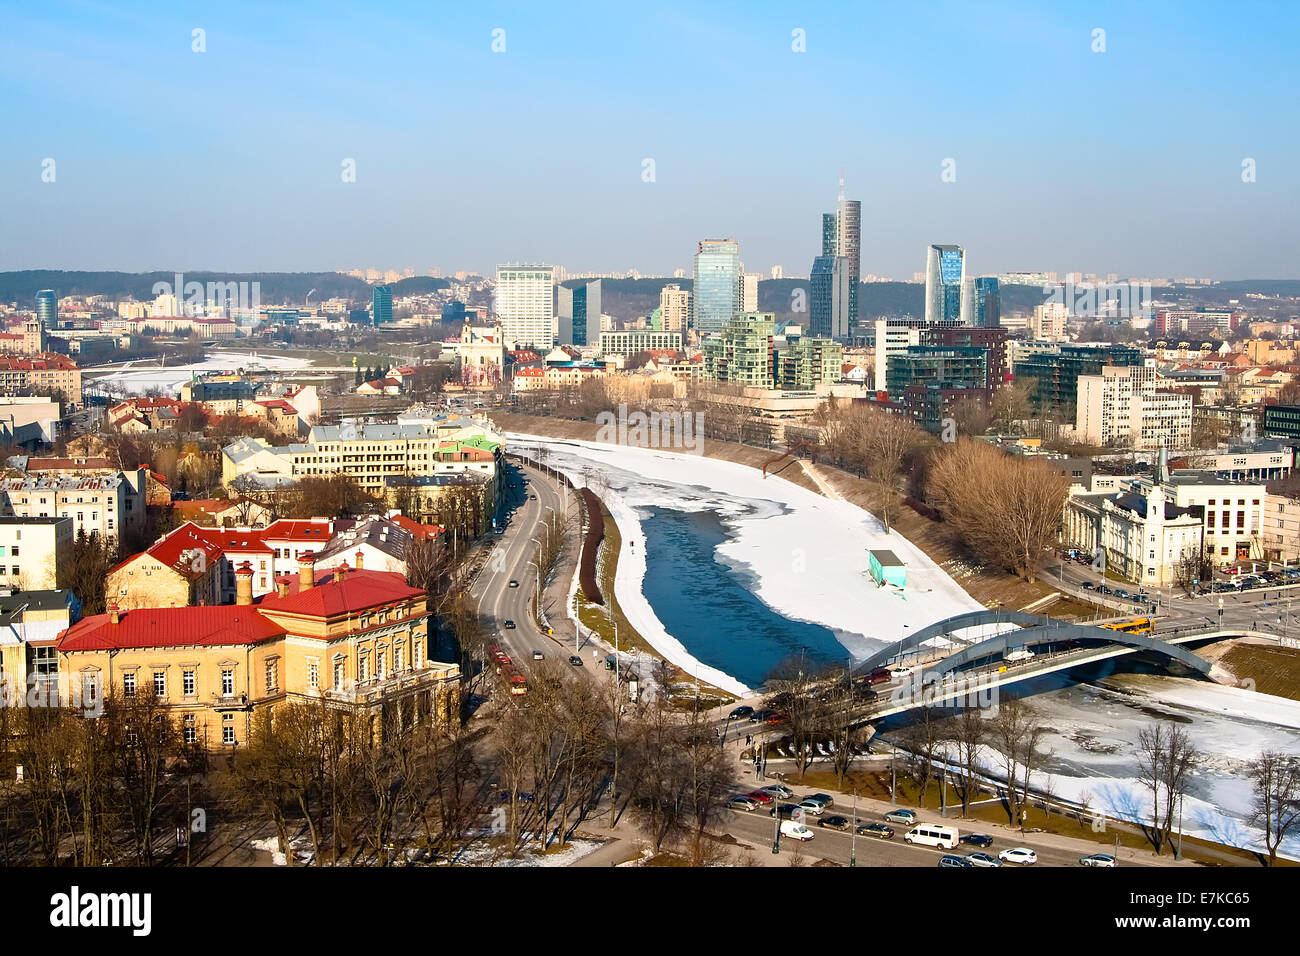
849, 610, 1266, 721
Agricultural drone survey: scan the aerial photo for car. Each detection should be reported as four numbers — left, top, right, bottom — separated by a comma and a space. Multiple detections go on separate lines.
857, 822, 894, 839
959, 833, 994, 847
745, 790, 774, 805
532, 650, 544, 660
765, 712, 787, 725
727, 795, 761, 812
938, 854, 974, 868
1080, 853, 1118, 867
1004, 648, 1035, 663
797, 798, 826, 815
1135, 592, 1152, 602
998, 847, 1038, 865
567, 655, 583, 666
748, 709, 768, 723
770, 803, 801, 819
530, 494, 537, 500
729, 706, 754, 720
1224, 566, 1241, 575
494, 527, 505, 535
760, 784, 794, 799
780, 820, 814, 841
806, 793, 834, 808
966, 852, 1003, 867
884, 809, 917, 825
503, 620, 516, 629
508, 579, 519, 588
1096, 585, 1114, 595
1113, 588, 1131, 599
1081, 581, 1096, 590
818, 815, 853, 831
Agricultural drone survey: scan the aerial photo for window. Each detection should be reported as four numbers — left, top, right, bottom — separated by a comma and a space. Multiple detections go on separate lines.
10, 547, 17, 557
183, 669, 195, 696
308, 660, 319, 689
377, 647, 386, 679
265, 659, 278, 693
183, 714, 197, 745
123, 672, 136, 697
333, 657, 346, 688
221, 668, 234, 697
153, 671, 166, 699
222, 714, 235, 746
82, 673, 99, 708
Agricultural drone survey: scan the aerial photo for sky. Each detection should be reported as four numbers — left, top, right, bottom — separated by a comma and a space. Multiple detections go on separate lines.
2, 1, 1297, 280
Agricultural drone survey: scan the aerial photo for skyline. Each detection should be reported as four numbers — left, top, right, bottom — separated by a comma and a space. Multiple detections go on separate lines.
2, 2, 1298, 278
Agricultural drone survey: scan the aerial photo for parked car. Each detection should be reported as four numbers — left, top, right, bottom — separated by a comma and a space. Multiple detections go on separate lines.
966, 852, 1003, 867
770, 803, 801, 819
568, 655, 583, 666
818, 815, 853, 831
938, 854, 974, 868
503, 620, 516, 629
857, 822, 894, 839
1080, 853, 1118, 867
745, 790, 773, 805
1081, 581, 1096, 590
884, 809, 917, 825
797, 798, 826, 816
760, 784, 794, 799
729, 706, 754, 720
1096, 585, 1114, 595
805, 793, 834, 808
780, 820, 814, 842
530, 494, 537, 500
765, 712, 787, 725
728, 795, 761, 812
999, 847, 1038, 865
748, 709, 769, 724
508, 579, 520, 588
1113, 588, 1131, 599
960, 833, 994, 847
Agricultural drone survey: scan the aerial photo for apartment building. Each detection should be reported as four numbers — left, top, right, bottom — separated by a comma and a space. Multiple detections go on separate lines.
599, 330, 683, 357
702, 313, 776, 387
1074, 365, 1192, 450
659, 284, 691, 333
0, 469, 147, 541
0, 516, 74, 591
1262, 493, 1300, 562
0, 353, 83, 407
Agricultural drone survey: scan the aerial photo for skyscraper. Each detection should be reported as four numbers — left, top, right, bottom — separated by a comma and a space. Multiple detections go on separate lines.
809, 183, 860, 341
962, 276, 1001, 328
739, 272, 758, 313
495, 264, 555, 349
35, 289, 57, 330
691, 239, 741, 333
558, 279, 601, 347
660, 284, 690, 332
371, 285, 393, 326
925, 245, 966, 325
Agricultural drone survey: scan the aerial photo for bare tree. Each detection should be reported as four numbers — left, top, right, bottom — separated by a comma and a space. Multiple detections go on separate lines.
1135, 721, 1200, 855
1248, 749, 1300, 866
988, 696, 1047, 828
946, 704, 987, 818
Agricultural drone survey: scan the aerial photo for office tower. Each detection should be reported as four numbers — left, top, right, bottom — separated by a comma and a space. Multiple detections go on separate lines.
965, 277, 1000, 328
558, 278, 601, 347
35, 289, 57, 330
660, 284, 690, 333
925, 245, 966, 325
371, 286, 393, 326
692, 239, 741, 333
810, 256, 852, 340
495, 264, 555, 349
740, 272, 758, 312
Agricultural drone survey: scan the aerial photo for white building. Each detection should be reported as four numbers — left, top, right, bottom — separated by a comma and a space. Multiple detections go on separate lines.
1075, 365, 1192, 451
494, 264, 554, 349
739, 272, 759, 313
660, 284, 690, 333
1031, 302, 1069, 341
599, 330, 683, 357
1064, 481, 1203, 587
0, 516, 74, 590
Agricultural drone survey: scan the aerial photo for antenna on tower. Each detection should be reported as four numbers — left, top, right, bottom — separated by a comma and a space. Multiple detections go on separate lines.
838, 169, 846, 201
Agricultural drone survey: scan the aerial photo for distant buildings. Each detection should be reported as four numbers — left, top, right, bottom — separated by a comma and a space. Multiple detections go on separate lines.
599, 330, 683, 357
740, 272, 759, 313
1031, 302, 1069, 341
924, 245, 966, 325
965, 276, 1001, 328
558, 279, 601, 347
495, 264, 555, 349
809, 187, 861, 341
702, 313, 775, 386
692, 240, 741, 333
1073, 365, 1192, 451
35, 290, 57, 330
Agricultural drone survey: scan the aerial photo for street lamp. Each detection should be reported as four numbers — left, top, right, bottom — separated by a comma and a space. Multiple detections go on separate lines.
1218, 596, 1224, 630
850, 789, 858, 868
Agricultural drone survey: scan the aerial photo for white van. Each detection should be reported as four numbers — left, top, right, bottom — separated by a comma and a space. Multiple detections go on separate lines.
904, 824, 959, 849
780, 820, 814, 842
1004, 648, 1035, 663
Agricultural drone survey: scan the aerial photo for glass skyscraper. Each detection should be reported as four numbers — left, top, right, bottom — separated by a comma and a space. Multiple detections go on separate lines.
35, 289, 57, 329
692, 239, 741, 333
371, 285, 393, 326
809, 187, 860, 341
925, 245, 966, 324
965, 276, 1001, 328
558, 278, 601, 346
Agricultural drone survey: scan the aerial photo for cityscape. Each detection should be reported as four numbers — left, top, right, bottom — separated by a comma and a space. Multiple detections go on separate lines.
1, 0, 1294, 937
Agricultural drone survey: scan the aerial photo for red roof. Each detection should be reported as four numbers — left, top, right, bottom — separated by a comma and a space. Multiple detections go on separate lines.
259, 568, 422, 617
262, 518, 332, 542
58, 605, 284, 651
388, 513, 443, 540
112, 522, 224, 578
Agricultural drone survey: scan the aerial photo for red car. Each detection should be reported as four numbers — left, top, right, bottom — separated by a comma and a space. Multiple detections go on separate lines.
746, 789, 773, 804
765, 712, 787, 725
867, 668, 892, 685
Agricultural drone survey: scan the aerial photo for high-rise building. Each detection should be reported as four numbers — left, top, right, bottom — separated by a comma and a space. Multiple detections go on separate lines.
660, 284, 691, 333
35, 290, 57, 330
963, 277, 1000, 328
925, 245, 966, 325
701, 313, 775, 386
495, 264, 555, 349
558, 279, 601, 347
1017, 345, 1144, 416
371, 286, 393, 326
810, 185, 861, 341
692, 240, 741, 333
740, 272, 759, 313
778, 335, 842, 390
1075, 365, 1192, 451
1032, 302, 1069, 340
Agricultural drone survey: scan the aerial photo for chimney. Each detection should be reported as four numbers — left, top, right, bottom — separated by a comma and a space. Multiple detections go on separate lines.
298, 554, 315, 591
336, 560, 349, 583
277, 579, 290, 598
108, 601, 120, 625
235, 561, 254, 606
354, 549, 364, 571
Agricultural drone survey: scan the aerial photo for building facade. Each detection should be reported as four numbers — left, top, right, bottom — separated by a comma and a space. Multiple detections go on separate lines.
1074, 365, 1193, 451
495, 264, 554, 349
924, 245, 966, 325
692, 240, 741, 333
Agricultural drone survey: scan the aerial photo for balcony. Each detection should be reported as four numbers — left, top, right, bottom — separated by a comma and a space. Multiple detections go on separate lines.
320, 666, 456, 706
211, 692, 250, 709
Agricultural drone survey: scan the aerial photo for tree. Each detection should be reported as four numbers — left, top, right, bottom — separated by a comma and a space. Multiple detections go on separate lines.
927, 439, 1069, 582
60, 529, 120, 616
854, 407, 925, 534
991, 379, 1034, 434
1247, 750, 1300, 866
897, 706, 943, 805
1135, 721, 1200, 855
948, 395, 994, 437
947, 704, 987, 817
988, 696, 1047, 828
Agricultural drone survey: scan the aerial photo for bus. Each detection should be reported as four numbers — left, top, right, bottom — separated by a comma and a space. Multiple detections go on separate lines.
1102, 617, 1153, 636
903, 824, 960, 849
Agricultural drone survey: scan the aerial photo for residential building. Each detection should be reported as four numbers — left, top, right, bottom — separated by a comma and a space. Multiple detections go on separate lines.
495, 264, 554, 349
1031, 302, 1069, 341
919, 326, 1008, 390
0, 469, 147, 541
777, 336, 843, 390
1262, 493, 1300, 562
885, 346, 989, 401
1015, 345, 1144, 416
599, 330, 683, 357
701, 313, 776, 386
740, 272, 759, 313
692, 240, 741, 333
0, 516, 73, 591
659, 284, 690, 333
1074, 365, 1193, 451
0, 353, 82, 407
0, 397, 62, 446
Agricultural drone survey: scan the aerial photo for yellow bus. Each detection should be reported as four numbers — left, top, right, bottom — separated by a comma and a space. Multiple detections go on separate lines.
1102, 617, 1153, 636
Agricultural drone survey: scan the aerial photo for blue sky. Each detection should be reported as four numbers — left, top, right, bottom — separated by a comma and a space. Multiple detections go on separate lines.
2, 1, 1297, 278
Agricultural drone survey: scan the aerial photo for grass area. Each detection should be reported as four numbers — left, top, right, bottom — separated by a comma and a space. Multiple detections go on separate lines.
785, 766, 1291, 867
1218, 642, 1300, 700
